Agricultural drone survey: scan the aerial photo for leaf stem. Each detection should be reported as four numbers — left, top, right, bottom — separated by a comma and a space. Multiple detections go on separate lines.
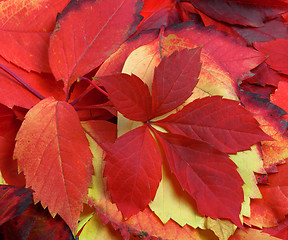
0, 63, 45, 100
74, 104, 107, 111
80, 77, 109, 97
70, 87, 94, 106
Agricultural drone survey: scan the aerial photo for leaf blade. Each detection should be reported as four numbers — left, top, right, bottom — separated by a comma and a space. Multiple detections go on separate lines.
151, 48, 202, 118
14, 97, 93, 233
155, 131, 244, 228
156, 96, 271, 154
49, 0, 143, 93
104, 125, 162, 218
97, 73, 152, 122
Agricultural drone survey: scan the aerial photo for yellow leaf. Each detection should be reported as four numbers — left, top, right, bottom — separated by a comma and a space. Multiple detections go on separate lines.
0, 170, 7, 185
230, 145, 265, 219
77, 204, 95, 234
204, 217, 237, 240
78, 213, 122, 240
149, 158, 206, 229
85, 133, 107, 203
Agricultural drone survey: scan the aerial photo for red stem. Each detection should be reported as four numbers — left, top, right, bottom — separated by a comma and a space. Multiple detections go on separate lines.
80, 77, 109, 97
0, 63, 45, 100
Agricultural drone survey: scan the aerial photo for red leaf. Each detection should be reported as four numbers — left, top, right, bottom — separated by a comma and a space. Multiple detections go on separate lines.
239, 90, 288, 171
13, 97, 93, 233
49, 0, 143, 94
245, 62, 281, 87
0, 105, 25, 186
82, 120, 117, 151
254, 39, 288, 75
263, 216, 288, 239
0, 0, 70, 73
271, 81, 288, 113
190, 0, 285, 27
96, 30, 158, 77
232, 18, 288, 44
224, 0, 288, 8
155, 96, 271, 154
165, 22, 265, 80
0, 185, 33, 226
151, 48, 202, 118
97, 74, 152, 122
104, 125, 162, 218
259, 163, 288, 222
1, 203, 74, 240
155, 131, 244, 228
0, 56, 65, 109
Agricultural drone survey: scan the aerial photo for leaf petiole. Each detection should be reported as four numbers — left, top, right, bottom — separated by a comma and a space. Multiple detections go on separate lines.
0, 63, 45, 100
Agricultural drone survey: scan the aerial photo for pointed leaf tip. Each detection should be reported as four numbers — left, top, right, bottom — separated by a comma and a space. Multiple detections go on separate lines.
155, 132, 244, 228
151, 47, 202, 118
104, 125, 162, 218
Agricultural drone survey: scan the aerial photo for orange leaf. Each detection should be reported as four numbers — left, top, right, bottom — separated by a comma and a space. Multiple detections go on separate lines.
14, 97, 93, 233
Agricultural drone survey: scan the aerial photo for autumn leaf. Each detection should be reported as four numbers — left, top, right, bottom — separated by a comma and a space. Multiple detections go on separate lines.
254, 39, 288, 75
0, 104, 25, 186
155, 96, 271, 154
239, 90, 288, 171
0, 0, 70, 73
151, 47, 202, 118
97, 74, 152, 122
229, 227, 281, 240
154, 131, 244, 228
188, 0, 285, 27
13, 97, 93, 233
0, 203, 74, 240
0, 56, 64, 109
0, 185, 33, 226
104, 125, 162, 218
149, 156, 206, 229
49, 0, 143, 95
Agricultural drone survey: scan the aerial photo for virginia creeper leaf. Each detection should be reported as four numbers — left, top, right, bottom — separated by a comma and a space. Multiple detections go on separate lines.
95, 30, 158, 77
151, 48, 202, 118
263, 216, 288, 239
254, 39, 288, 75
155, 96, 271, 154
189, 0, 285, 27
230, 147, 265, 219
239, 90, 288, 171
0, 0, 70, 72
14, 97, 93, 233
97, 74, 152, 122
244, 198, 279, 228
224, 0, 288, 8
79, 213, 123, 240
0, 56, 65, 109
49, 0, 143, 94
104, 125, 162, 218
149, 155, 206, 229
271, 81, 288, 115
92, 198, 213, 240
0, 203, 74, 240
259, 163, 288, 222
229, 227, 280, 240
0, 185, 33, 226
0, 104, 25, 186
165, 22, 265, 80
155, 131, 244, 228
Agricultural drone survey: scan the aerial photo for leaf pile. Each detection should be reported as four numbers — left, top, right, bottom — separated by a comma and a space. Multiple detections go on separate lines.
0, 0, 288, 239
